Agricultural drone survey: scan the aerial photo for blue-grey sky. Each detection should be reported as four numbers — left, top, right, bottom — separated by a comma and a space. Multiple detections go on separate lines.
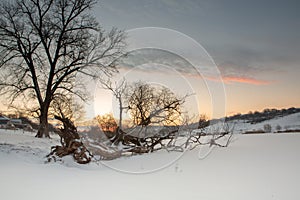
92, 0, 300, 116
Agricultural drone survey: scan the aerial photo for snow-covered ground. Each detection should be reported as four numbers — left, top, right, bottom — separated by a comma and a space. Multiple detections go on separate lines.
0, 125, 300, 200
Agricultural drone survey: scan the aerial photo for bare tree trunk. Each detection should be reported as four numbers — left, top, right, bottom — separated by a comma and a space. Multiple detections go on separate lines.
36, 104, 50, 138
119, 98, 123, 129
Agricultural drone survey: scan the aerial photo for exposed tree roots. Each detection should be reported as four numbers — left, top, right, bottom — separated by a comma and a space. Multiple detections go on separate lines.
46, 116, 92, 164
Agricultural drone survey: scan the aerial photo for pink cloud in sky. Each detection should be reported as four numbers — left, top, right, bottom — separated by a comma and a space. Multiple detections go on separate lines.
206, 75, 272, 85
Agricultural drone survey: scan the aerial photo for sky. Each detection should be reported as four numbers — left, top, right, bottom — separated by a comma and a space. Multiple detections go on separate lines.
89, 0, 300, 119
1, 0, 298, 120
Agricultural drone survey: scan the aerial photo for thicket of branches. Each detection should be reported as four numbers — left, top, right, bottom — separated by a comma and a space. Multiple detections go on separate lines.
126, 82, 186, 127
86, 80, 233, 161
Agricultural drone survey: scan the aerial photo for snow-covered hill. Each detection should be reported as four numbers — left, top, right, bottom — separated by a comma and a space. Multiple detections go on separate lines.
0, 124, 300, 199
204, 112, 300, 134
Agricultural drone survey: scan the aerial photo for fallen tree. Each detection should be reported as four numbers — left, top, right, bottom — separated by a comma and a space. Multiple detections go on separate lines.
46, 116, 92, 164
102, 123, 233, 155
46, 116, 233, 164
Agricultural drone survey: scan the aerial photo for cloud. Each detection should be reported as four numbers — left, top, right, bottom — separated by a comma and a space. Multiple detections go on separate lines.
119, 48, 204, 75
119, 48, 274, 85
222, 76, 272, 85
206, 75, 272, 85
214, 60, 274, 85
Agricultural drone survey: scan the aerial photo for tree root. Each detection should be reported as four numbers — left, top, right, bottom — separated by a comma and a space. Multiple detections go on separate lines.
46, 116, 92, 164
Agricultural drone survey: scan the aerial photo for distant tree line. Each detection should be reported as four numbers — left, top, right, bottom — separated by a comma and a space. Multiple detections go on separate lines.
225, 107, 300, 124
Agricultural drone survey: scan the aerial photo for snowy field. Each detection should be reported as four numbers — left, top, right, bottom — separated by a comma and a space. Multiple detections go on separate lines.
0, 128, 300, 200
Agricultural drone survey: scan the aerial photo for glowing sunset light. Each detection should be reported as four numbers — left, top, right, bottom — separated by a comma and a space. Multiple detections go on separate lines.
205, 75, 272, 85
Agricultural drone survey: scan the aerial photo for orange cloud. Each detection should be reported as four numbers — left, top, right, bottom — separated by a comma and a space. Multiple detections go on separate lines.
206, 75, 272, 85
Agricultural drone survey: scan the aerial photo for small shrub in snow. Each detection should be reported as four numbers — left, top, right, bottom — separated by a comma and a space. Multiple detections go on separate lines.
276, 125, 282, 132
263, 124, 272, 133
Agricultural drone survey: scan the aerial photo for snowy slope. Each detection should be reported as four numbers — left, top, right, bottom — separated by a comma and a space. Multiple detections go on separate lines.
0, 128, 300, 200
205, 112, 300, 134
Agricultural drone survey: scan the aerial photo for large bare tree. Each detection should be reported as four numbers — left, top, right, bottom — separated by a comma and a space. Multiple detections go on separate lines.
0, 0, 126, 137
126, 82, 187, 127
